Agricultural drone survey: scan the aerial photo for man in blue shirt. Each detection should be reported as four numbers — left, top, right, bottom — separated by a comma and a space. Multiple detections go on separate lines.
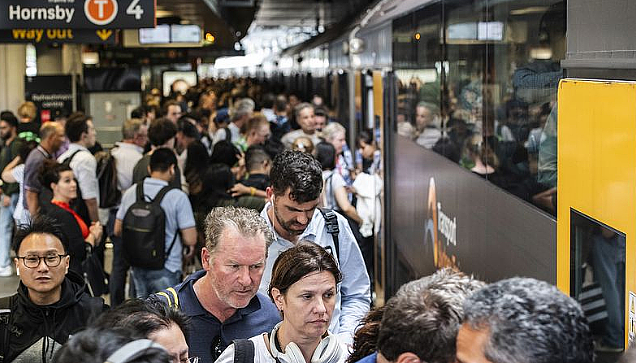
114, 148, 197, 297
151, 206, 280, 362
259, 150, 371, 345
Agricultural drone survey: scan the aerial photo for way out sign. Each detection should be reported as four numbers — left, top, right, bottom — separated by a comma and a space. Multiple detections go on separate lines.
0, 29, 117, 44
0, 0, 155, 29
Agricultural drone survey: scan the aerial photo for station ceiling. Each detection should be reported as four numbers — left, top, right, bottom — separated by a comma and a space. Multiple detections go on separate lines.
253, 0, 372, 28
155, 0, 372, 50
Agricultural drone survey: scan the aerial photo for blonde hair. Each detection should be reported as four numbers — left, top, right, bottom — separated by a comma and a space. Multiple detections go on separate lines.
322, 122, 345, 143
17, 101, 37, 121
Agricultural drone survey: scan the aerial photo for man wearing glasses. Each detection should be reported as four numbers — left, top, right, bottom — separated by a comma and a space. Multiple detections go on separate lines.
0, 215, 107, 362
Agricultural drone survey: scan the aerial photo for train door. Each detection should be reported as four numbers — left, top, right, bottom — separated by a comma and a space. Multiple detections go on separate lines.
348, 68, 388, 303
558, 79, 636, 357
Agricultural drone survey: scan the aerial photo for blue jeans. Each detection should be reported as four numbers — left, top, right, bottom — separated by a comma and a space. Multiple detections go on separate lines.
0, 194, 18, 268
132, 267, 181, 298
592, 233, 626, 348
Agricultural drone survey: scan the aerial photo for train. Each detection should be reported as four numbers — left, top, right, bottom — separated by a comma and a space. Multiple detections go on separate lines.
262, 0, 635, 355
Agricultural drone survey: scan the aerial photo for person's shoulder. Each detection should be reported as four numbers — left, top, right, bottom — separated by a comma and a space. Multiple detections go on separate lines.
332, 172, 346, 185
353, 352, 378, 363
25, 147, 41, 163
248, 293, 280, 323
149, 275, 193, 307
121, 183, 138, 198
164, 186, 189, 203
42, 203, 72, 221
254, 292, 277, 311
76, 292, 107, 315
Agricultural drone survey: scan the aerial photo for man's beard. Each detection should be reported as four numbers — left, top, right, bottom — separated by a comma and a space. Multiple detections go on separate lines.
273, 203, 305, 236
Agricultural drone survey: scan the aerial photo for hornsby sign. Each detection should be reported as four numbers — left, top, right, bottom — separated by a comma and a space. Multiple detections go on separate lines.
0, 0, 155, 29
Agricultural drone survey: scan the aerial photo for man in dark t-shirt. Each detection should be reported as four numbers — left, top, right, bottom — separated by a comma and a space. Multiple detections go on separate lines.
240, 147, 271, 191
132, 117, 182, 189
23, 122, 65, 218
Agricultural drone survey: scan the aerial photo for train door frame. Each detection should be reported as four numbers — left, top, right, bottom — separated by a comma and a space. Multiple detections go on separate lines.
383, 70, 399, 298
557, 79, 636, 352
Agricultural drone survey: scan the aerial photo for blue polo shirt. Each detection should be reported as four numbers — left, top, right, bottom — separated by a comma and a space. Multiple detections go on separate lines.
152, 270, 281, 363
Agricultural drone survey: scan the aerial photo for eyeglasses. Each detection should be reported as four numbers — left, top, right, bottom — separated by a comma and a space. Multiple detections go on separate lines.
17, 254, 67, 268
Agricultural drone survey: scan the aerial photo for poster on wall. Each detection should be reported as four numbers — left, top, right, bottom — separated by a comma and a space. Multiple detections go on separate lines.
24, 75, 74, 123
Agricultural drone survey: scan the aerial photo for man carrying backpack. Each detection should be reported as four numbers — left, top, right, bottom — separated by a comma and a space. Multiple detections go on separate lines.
57, 113, 99, 224
114, 148, 197, 298
259, 150, 371, 346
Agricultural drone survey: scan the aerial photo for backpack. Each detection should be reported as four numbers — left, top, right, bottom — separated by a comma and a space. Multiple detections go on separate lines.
319, 208, 340, 261
122, 181, 178, 270
95, 148, 121, 208
232, 339, 255, 363
0, 295, 15, 363
61, 150, 90, 224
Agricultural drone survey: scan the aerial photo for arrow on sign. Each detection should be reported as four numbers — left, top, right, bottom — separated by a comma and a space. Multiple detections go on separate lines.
96, 29, 113, 41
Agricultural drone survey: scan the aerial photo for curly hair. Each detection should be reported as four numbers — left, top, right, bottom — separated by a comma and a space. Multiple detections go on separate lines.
463, 277, 594, 363
270, 150, 323, 203
346, 306, 386, 363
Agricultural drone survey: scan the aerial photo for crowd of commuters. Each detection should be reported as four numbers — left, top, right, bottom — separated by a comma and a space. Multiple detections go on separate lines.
0, 78, 631, 362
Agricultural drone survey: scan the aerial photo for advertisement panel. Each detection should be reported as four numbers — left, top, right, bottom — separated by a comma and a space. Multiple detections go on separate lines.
387, 135, 556, 295
24, 75, 74, 123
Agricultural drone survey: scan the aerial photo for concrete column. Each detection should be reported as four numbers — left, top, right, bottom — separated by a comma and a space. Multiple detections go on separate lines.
0, 44, 26, 112
36, 45, 63, 75
62, 44, 83, 76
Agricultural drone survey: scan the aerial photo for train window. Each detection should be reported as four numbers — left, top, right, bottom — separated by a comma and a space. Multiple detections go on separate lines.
392, 0, 565, 217
570, 209, 625, 357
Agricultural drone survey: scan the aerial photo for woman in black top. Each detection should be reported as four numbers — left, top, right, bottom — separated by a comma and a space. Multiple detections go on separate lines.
39, 159, 103, 274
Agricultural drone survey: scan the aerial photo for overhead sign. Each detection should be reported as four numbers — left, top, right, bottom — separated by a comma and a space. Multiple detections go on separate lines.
0, 0, 155, 29
0, 28, 117, 44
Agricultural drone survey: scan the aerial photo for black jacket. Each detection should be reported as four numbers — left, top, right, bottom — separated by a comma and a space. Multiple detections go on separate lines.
0, 271, 107, 363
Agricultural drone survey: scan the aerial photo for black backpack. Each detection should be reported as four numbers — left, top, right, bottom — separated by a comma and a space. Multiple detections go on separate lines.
95, 148, 121, 208
122, 181, 178, 270
319, 208, 340, 261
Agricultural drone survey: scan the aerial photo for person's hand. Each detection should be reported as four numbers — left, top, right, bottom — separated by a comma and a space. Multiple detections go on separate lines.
88, 222, 103, 246
183, 245, 195, 262
345, 185, 357, 195
229, 183, 250, 197
1, 195, 10, 208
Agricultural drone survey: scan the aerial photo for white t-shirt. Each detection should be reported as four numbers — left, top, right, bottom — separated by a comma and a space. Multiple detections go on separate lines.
58, 144, 99, 201
12, 164, 28, 224
322, 170, 346, 211
215, 334, 274, 363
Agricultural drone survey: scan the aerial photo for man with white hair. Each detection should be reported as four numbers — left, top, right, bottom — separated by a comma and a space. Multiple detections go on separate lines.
213, 98, 255, 145
456, 277, 594, 363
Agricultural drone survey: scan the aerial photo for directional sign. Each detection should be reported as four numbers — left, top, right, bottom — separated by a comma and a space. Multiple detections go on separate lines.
0, 0, 155, 29
0, 29, 117, 44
